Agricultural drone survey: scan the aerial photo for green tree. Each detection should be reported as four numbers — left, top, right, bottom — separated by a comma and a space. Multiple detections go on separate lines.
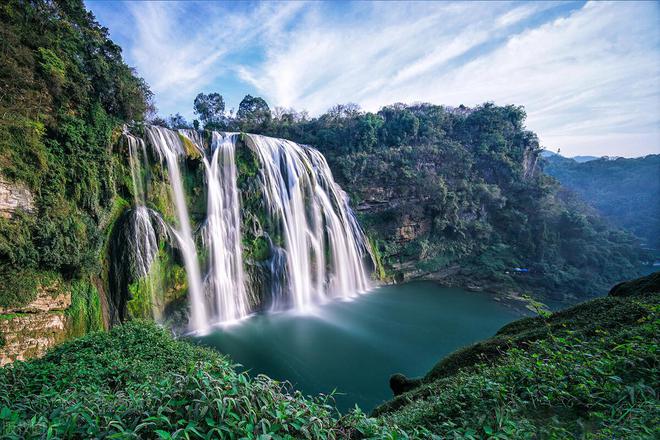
378, 104, 420, 146
193, 92, 225, 127
237, 94, 271, 129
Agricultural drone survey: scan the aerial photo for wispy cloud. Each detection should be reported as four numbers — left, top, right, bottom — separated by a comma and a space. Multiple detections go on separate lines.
88, 1, 659, 157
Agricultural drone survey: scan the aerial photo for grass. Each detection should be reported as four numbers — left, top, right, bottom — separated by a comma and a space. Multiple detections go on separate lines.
0, 321, 349, 439
1, 274, 657, 439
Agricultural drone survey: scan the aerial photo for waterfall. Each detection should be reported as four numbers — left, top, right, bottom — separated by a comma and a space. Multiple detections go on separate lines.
145, 126, 208, 331
307, 148, 372, 298
246, 134, 372, 310
127, 134, 159, 278
124, 133, 163, 320
202, 132, 249, 323
123, 126, 372, 331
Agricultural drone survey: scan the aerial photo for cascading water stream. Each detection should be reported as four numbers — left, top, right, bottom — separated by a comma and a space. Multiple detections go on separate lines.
246, 134, 372, 310
145, 126, 208, 331
307, 149, 372, 297
125, 133, 164, 319
246, 136, 322, 310
202, 132, 249, 323
124, 126, 372, 330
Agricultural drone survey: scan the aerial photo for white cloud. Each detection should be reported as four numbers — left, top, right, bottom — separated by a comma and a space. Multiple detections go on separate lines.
89, 0, 660, 157
238, 1, 660, 156
115, 1, 306, 116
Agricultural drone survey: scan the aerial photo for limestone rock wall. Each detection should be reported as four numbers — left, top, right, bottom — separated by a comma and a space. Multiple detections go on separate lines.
0, 287, 71, 314
0, 175, 35, 219
0, 313, 69, 366
0, 289, 72, 366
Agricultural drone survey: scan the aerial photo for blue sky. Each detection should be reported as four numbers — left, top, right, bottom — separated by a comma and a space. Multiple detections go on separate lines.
86, 1, 660, 157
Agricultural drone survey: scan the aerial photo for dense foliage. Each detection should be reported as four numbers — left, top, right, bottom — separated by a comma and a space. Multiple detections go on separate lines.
379, 305, 658, 438
544, 154, 660, 250
0, 0, 151, 307
1, 275, 657, 438
0, 321, 400, 439
170, 96, 647, 302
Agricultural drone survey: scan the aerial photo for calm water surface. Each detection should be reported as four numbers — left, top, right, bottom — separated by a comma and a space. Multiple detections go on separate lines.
193, 281, 522, 412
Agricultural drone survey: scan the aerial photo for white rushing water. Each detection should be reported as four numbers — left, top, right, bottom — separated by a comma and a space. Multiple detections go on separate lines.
247, 134, 372, 311
125, 133, 163, 319
202, 132, 249, 323
145, 126, 208, 331
133, 126, 372, 331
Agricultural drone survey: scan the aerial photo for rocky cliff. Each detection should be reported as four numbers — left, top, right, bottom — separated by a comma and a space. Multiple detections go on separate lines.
0, 287, 71, 366
0, 175, 35, 219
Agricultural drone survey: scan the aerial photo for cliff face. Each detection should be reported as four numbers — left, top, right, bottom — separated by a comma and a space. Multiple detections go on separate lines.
0, 178, 71, 365
325, 122, 644, 303
0, 0, 151, 363
0, 287, 71, 366
0, 176, 35, 219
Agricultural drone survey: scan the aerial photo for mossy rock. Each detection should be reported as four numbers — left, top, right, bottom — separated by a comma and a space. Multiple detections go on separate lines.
178, 133, 202, 159
0, 269, 62, 310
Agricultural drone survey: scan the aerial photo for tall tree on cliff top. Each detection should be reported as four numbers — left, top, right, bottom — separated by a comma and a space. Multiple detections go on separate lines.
237, 94, 271, 129
193, 92, 225, 127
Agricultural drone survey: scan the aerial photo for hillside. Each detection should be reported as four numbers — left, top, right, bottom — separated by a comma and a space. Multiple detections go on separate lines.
371, 272, 659, 438
241, 104, 647, 303
1, 273, 657, 438
0, 0, 151, 356
543, 154, 660, 250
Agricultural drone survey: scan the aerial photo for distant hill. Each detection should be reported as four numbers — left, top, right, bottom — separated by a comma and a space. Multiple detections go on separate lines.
543, 154, 660, 249
541, 150, 611, 163
571, 155, 599, 163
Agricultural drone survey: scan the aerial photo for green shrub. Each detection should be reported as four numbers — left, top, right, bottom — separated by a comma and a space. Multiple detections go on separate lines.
0, 322, 345, 438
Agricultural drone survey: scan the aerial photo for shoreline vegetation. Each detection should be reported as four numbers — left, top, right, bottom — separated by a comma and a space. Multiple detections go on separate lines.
1, 272, 657, 438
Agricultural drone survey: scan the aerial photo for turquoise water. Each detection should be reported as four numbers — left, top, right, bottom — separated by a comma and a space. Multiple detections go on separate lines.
193, 282, 522, 412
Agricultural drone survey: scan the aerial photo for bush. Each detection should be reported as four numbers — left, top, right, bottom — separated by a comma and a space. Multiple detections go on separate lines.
0, 321, 345, 438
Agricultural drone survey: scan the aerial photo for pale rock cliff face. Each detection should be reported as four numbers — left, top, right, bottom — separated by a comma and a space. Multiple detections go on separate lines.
0, 285, 71, 314
0, 288, 72, 366
0, 175, 35, 219
522, 148, 540, 180
0, 313, 69, 366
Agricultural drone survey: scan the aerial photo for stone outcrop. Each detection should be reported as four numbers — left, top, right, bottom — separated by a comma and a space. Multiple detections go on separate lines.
522, 147, 540, 180
0, 286, 72, 366
0, 175, 35, 219
0, 285, 71, 314
0, 313, 69, 366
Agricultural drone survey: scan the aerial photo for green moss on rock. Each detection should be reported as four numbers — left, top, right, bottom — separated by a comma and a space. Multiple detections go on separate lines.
178, 132, 202, 159
66, 279, 103, 338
